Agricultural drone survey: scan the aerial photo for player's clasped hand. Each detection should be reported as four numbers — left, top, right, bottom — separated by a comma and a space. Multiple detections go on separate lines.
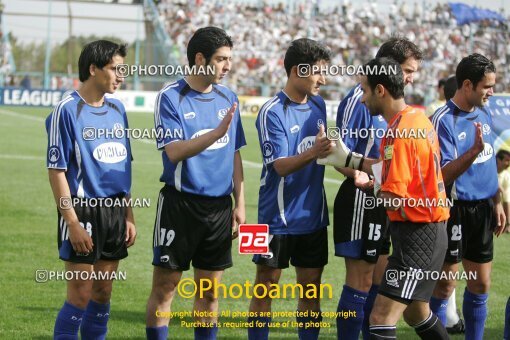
312, 125, 334, 159
68, 222, 93, 254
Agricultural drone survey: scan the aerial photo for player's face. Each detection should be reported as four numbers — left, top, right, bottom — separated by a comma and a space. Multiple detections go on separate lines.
497, 154, 510, 172
400, 57, 419, 85
95, 54, 124, 94
207, 46, 232, 84
360, 76, 380, 116
297, 60, 327, 97
470, 72, 495, 107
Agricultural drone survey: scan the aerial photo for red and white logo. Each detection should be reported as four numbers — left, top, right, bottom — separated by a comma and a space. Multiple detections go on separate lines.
238, 224, 269, 254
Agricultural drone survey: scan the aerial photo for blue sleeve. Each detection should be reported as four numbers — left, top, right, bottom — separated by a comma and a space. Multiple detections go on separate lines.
46, 105, 74, 170
257, 109, 288, 165
319, 98, 328, 129
435, 117, 456, 166
336, 95, 367, 150
122, 108, 134, 162
234, 99, 247, 151
155, 92, 183, 149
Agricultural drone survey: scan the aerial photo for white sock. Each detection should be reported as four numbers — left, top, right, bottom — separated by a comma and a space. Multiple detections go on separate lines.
446, 288, 460, 327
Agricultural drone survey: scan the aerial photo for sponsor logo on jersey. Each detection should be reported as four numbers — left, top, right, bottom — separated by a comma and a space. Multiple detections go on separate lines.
93, 142, 127, 163
458, 132, 466, 141
184, 111, 196, 120
113, 122, 123, 132
217, 108, 228, 120
482, 124, 491, 135
473, 143, 493, 164
317, 119, 324, 129
290, 125, 300, 134
297, 136, 315, 154
191, 129, 230, 150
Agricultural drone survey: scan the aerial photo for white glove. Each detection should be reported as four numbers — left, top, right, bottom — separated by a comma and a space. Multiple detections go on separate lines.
317, 138, 364, 170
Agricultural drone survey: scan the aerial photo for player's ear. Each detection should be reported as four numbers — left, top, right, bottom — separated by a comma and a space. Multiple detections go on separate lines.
89, 64, 96, 77
462, 79, 473, 91
375, 84, 385, 97
194, 52, 206, 66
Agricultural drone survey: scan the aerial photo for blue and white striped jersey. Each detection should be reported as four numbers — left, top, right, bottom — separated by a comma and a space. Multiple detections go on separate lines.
337, 84, 386, 158
155, 79, 246, 197
256, 91, 329, 235
431, 100, 498, 200
45, 91, 132, 198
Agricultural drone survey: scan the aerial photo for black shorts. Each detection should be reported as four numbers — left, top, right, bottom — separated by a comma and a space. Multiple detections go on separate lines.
334, 178, 390, 263
379, 221, 447, 304
152, 185, 233, 271
57, 197, 128, 264
445, 199, 495, 264
252, 228, 328, 269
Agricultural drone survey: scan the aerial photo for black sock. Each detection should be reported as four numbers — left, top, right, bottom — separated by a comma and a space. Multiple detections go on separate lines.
413, 311, 449, 340
369, 325, 396, 339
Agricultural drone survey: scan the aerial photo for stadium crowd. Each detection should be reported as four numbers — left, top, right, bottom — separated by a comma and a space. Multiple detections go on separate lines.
155, 0, 510, 104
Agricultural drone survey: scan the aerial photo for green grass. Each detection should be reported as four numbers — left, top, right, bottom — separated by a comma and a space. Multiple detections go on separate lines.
0, 105, 508, 339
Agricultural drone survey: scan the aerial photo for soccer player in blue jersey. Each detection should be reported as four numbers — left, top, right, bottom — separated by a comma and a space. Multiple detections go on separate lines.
333, 38, 423, 340
46, 40, 136, 340
247, 38, 333, 340
145, 27, 246, 340
430, 53, 506, 340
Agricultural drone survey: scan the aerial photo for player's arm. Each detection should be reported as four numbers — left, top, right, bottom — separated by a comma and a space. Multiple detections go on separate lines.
273, 125, 333, 177
500, 178, 510, 232
48, 169, 93, 253
123, 194, 136, 247
333, 91, 365, 179
231, 151, 245, 239
165, 103, 237, 164
441, 122, 484, 186
492, 186, 506, 237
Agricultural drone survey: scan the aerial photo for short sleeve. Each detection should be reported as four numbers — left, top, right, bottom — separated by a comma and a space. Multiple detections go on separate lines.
234, 100, 247, 151
46, 105, 74, 170
154, 92, 183, 149
336, 92, 367, 151
434, 117, 456, 166
257, 109, 288, 165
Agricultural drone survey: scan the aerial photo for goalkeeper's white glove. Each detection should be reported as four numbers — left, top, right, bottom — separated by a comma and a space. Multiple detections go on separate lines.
317, 138, 365, 170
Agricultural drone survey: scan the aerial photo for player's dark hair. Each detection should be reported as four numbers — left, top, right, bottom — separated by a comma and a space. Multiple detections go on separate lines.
375, 37, 423, 64
187, 26, 233, 66
497, 149, 510, 160
284, 38, 331, 77
444, 75, 457, 101
78, 40, 127, 82
456, 53, 495, 89
364, 57, 405, 99
438, 77, 447, 88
